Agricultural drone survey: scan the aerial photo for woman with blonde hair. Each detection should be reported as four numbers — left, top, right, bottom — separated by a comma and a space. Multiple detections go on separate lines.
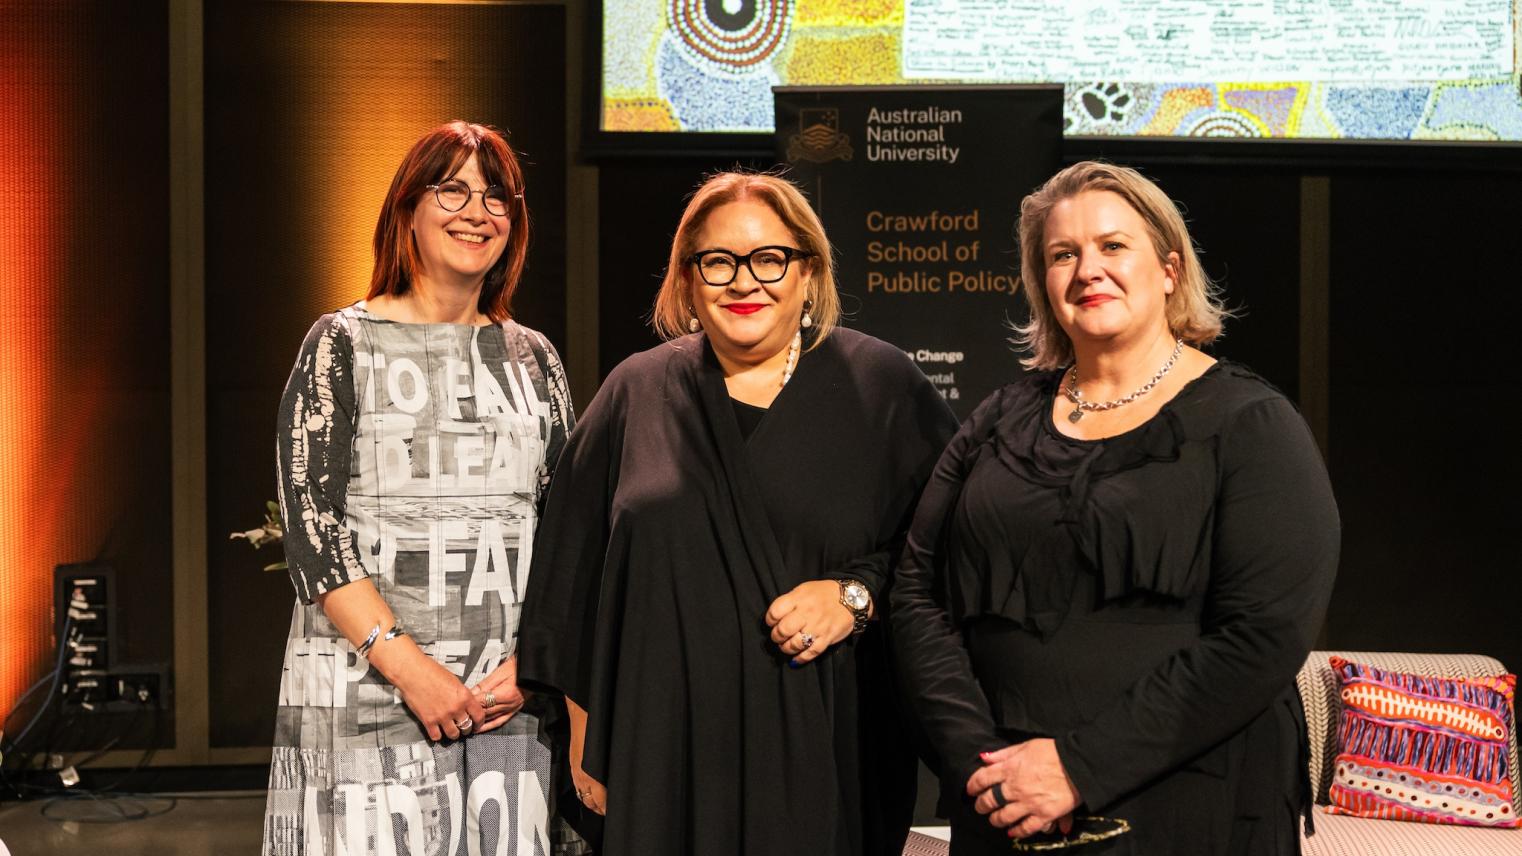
520, 171, 957, 854
892, 161, 1339, 854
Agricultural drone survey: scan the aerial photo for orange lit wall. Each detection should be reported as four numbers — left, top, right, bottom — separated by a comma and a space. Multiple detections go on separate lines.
0, 3, 172, 724
0, 4, 72, 722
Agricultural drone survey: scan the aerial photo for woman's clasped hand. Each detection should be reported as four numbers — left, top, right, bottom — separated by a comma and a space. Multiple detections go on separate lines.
384, 646, 487, 742
765, 580, 859, 664
468, 655, 529, 735
968, 740, 1080, 839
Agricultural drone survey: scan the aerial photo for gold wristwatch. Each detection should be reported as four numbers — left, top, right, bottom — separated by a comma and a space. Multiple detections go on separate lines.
837, 579, 871, 635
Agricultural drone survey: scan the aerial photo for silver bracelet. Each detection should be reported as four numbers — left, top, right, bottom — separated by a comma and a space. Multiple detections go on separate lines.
383, 620, 407, 643
355, 623, 382, 657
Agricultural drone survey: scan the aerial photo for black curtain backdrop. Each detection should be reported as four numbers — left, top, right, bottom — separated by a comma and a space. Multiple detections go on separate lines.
1325, 171, 1522, 673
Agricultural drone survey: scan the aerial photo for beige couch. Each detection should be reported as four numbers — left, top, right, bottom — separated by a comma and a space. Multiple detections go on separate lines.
1297, 651, 1522, 855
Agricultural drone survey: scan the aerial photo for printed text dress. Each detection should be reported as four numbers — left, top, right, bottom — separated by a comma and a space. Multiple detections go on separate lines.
262, 304, 574, 856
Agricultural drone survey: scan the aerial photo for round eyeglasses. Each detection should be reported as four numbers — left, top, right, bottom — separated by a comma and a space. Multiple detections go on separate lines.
426, 180, 521, 217
688, 246, 811, 286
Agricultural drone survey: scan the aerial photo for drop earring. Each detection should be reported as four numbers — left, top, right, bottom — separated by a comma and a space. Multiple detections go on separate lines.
801, 298, 814, 329
688, 316, 700, 333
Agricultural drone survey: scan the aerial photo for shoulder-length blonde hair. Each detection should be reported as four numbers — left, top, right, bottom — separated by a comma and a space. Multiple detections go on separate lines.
1013, 161, 1229, 370
651, 171, 839, 350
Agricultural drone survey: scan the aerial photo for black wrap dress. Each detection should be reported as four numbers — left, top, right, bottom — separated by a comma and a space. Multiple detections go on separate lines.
891, 362, 1340, 855
519, 328, 957, 855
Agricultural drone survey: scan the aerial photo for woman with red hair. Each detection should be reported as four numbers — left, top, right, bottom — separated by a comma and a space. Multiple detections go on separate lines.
263, 121, 574, 856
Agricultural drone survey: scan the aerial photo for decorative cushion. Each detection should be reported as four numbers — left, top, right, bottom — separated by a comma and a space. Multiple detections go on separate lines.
1325, 655, 1518, 828
1298, 650, 1522, 816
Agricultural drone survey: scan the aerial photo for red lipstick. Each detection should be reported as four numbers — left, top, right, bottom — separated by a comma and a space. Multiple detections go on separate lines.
721, 303, 765, 315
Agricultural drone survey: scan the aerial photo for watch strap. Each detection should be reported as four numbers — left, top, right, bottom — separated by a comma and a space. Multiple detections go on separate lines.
836, 578, 871, 635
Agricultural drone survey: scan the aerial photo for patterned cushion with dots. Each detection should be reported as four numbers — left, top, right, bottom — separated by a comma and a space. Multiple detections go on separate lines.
1325, 655, 1518, 828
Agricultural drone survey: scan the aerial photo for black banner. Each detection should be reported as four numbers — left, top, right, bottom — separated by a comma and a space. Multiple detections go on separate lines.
775, 85, 1062, 418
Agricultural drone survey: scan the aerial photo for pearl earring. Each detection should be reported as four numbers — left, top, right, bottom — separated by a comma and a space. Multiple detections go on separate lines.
688, 316, 700, 333
801, 299, 814, 329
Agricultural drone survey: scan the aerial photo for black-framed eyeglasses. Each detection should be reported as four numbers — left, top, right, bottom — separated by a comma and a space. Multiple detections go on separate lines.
426, 180, 522, 217
687, 246, 811, 286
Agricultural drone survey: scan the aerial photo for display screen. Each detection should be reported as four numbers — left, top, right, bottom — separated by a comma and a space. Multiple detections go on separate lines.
601, 0, 1522, 141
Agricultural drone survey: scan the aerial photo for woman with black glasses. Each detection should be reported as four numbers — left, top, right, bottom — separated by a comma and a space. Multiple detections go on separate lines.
263, 121, 574, 856
519, 172, 957, 855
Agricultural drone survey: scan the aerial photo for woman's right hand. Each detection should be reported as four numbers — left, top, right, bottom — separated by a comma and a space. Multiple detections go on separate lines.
383, 647, 484, 742
968, 739, 1081, 839
565, 696, 607, 815
570, 762, 607, 816
315, 581, 484, 742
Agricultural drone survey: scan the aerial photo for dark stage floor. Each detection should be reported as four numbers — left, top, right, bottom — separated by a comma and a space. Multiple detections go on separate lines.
0, 790, 264, 855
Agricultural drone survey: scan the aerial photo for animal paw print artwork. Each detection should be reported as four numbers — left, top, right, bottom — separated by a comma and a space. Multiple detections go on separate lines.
1081, 82, 1132, 123
1065, 82, 1148, 135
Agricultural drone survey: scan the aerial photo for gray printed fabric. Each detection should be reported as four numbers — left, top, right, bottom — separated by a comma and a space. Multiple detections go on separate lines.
264, 304, 574, 856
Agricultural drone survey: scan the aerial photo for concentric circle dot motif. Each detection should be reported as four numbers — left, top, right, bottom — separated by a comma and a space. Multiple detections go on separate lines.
1186, 112, 1260, 138
667, 0, 794, 74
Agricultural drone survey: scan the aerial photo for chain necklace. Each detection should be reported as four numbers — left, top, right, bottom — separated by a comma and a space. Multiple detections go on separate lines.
1061, 338, 1184, 424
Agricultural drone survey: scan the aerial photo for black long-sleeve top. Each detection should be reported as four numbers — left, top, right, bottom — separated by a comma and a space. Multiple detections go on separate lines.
890, 361, 1340, 855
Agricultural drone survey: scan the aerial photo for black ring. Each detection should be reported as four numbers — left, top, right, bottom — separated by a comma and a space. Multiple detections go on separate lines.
991, 783, 1009, 808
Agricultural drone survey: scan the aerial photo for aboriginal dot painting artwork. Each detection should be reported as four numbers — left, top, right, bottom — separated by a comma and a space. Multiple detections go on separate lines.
601, 0, 1522, 141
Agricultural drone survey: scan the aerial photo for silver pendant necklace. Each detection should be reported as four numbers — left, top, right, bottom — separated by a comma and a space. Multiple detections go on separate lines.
1062, 338, 1184, 424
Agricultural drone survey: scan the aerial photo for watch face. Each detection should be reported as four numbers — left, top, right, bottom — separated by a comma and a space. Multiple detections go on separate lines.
842, 583, 870, 611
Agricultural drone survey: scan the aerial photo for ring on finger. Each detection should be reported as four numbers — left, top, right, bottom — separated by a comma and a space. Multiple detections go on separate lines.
799, 631, 815, 650
991, 783, 1009, 808
483, 691, 497, 708
456, 717, 474, 730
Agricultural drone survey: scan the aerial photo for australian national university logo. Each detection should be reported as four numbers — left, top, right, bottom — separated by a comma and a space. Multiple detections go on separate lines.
788, 108, 853, 163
